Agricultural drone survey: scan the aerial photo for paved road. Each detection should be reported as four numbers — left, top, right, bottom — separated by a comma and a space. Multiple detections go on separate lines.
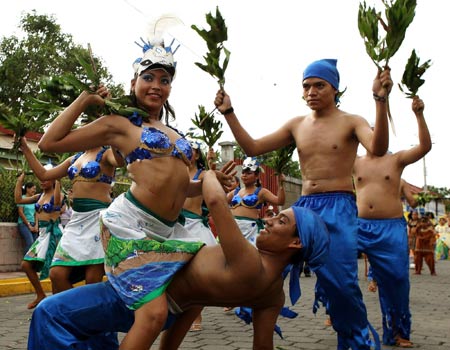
1, 259, 449, 349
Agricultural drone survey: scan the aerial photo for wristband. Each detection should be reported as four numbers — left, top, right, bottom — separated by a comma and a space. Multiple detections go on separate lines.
222, 107, 234, 115
373, 93, 386, 103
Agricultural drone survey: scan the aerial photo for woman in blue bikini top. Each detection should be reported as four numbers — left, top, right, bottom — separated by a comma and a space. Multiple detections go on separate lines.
39, 61, 197, 222
15, 173, 63, 223
19, 136, 122, 206
228, 157, 286, 220
37, 38, 234, 349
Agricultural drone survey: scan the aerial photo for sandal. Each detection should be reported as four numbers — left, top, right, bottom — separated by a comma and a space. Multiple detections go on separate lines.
189, 322, 202, 332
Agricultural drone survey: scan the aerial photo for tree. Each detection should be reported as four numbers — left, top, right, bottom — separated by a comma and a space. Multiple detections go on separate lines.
0, 11, 124, 129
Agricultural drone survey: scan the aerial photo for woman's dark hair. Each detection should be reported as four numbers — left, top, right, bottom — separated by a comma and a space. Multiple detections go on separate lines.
425, 211, 435, 219
254, 169, 262, 187
194, 148, 206, 170
22, 182, 35, 195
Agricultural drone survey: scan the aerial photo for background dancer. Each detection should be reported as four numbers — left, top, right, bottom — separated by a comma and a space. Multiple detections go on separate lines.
354, 95, 431, 348
15, 171, 63, 309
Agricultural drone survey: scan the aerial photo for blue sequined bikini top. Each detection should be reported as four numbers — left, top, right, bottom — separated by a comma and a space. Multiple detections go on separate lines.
124, 127, 192, 166
67, 147, 114, 184
230, 187, 263, 209
35, 194, 61, 213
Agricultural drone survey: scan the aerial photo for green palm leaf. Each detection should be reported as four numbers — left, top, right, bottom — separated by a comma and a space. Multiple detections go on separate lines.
398, 49, 431, 98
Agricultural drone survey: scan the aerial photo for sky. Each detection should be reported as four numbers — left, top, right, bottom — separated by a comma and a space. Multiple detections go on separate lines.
1, 0, 449, 189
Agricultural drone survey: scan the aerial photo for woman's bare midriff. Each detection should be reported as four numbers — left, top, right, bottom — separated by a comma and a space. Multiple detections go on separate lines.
128, 159, 190, 221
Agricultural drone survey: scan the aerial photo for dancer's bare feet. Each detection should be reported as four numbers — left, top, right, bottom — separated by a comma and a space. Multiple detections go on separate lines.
324, 316, 332, 326
368, 280, 378, 292
27, 295, 46, 309
189, 322, 202, 331
395, 335, 413, 348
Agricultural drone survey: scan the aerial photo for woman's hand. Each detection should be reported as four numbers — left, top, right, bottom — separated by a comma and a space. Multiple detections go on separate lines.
214, 160, 236, 192
207, 148, 216, 170
82, 84, 110, 107
17, 172, 25, 182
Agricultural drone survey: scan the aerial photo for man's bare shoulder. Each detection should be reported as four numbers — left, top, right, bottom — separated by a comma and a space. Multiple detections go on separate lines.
288, 115, 307, 124
339, 109, 367, 122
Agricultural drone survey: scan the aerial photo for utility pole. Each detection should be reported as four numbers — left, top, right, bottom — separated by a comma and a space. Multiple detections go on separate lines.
423, 156, 427, 192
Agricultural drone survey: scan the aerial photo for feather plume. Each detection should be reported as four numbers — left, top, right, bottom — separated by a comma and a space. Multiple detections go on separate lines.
146, 14, 184, 44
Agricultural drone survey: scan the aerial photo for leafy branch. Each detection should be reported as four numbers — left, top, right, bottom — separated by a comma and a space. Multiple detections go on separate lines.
398, 49, 431, 98
358, 0, 416, 69
187, 105, 223, 149
0, 102, 47, 153
191, 6, 230, 89
27, 44, 148, 124
358, 0, 417, 133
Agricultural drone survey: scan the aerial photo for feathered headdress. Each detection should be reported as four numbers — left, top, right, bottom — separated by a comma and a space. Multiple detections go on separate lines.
133, 15, 182, 78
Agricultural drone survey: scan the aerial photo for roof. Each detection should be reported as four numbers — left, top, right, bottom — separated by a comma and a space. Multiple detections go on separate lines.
0, 126, 42, 141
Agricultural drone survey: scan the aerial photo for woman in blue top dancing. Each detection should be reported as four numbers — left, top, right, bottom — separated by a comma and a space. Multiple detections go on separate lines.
15, 171, 63, 309
228, 157, 285, 245
36, 38, 233, 350
18, 136, 123, 293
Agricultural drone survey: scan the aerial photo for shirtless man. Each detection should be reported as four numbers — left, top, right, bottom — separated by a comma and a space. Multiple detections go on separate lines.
28, 169, 329, 350
354, 96, 431, 348
214, 59, 393, 349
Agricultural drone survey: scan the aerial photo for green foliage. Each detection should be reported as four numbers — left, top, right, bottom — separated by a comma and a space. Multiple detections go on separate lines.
398, 49, 431, 98
0, 11, 124, 126
0, 166, 39, 222
191, 6, 230, 88
358, 0, 416, 134
426, 186, 450, 199
358, 0, 417, 68
112, 177, 131, 200
187, 105, 223, 148
263, 143, 297, 175
414, 191, 437, 207
0, 102, 48, 152
0, 167, 19, 222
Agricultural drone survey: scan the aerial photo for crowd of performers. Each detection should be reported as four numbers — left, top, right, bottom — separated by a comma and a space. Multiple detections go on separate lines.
12, 34, 441, 350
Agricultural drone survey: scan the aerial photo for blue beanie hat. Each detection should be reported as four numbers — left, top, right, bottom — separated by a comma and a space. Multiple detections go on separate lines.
285, 207, 329, 305
303, 59, 340, 91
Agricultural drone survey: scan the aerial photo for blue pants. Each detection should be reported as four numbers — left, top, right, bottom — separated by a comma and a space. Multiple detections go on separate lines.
28, 281, 178, 349
18, 222, 37, 255
28, 282, 131, 350
358, 217, 411, 345
295, 193, 379, 350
